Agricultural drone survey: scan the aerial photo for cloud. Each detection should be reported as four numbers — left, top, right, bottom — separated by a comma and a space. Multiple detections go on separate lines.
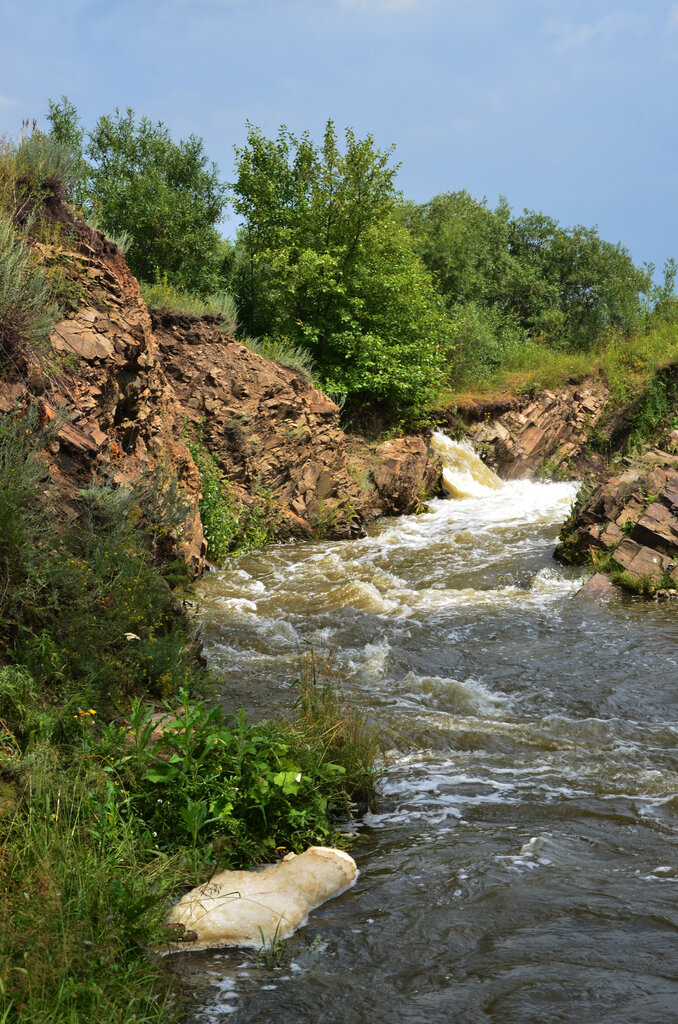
543, 11, 648, 52
338, 0, 423, 12
669, 3, 678, 31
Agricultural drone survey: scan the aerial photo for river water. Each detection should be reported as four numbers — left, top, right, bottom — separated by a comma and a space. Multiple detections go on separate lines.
176, 437, 678, 1024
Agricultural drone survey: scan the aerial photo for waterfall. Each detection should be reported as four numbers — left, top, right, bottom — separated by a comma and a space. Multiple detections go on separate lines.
429, 431, 503, 499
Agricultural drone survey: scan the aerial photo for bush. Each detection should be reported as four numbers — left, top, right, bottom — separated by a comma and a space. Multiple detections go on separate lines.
0, 410, 205, 712
186, 434, 277, 561
0, 212, 59, 358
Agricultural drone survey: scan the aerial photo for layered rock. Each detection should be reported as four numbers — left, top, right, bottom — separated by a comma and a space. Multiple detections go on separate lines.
0, 209, 206, 572
152, 309, 442, 538
436, 380, 609, 480
556, 448, 678, 592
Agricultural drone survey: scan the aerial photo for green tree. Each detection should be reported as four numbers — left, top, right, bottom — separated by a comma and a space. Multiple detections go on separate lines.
403, 190, 513, 307
506, 212, 651, 347
47, 98, 227, 294
231, 121, 449, 412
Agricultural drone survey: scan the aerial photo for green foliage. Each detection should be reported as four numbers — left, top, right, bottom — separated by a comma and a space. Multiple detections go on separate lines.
47, 98, 227, 294
231, 121, 449, 413
404, 190, 656, 391
0, 753, 183, 1024
186, 434, 277, 561
243, 334, 316, 381
109, 687, 366, 867
627, 370, 678, 453
0, 411, 204, 711
0, 212, 59, 358
403, 190, 513, 307
139, 276, 238, 335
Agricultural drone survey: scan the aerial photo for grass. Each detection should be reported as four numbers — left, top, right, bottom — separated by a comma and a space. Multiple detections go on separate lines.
440, 321, 678, 404
0, 211, 60, 361
242, 335, 317, 382
0, 751, 184, 1024
139, 277, 238, 335
289, 652, 380, 816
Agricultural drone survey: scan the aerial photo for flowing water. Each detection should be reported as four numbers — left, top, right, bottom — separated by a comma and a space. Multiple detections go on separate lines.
176, 434, 678, 1023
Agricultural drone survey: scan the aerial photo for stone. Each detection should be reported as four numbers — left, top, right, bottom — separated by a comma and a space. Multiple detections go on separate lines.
574, 573, 617, 600
165, 847, 358, 951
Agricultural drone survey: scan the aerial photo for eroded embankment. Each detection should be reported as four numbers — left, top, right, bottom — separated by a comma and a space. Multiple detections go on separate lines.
434, 378, 609, 480
0, 198, 442, 566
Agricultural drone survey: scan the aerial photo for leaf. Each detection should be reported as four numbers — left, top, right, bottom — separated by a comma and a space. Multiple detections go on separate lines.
144, 762, 180, 784
272, 769, 303, 795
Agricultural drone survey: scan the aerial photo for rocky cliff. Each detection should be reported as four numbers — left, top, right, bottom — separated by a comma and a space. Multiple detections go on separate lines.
435, 380, 609, 480
0, 201, 442, 567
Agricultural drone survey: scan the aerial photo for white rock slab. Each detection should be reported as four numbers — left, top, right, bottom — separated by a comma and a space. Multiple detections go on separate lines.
165, 846, 358, 951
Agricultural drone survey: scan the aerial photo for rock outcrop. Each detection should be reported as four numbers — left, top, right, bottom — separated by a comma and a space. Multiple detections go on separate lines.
556, 448, 678, 592
0, 200, 443, 564
435, 380, 609, 480
152, 309, 442, 538
0, 208, 207, 573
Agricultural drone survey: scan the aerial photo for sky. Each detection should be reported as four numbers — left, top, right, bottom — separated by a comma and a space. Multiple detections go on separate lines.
1, 0, 676, 272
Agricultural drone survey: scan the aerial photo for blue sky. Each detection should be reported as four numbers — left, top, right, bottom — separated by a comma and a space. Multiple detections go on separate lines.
1, 0, 676, 272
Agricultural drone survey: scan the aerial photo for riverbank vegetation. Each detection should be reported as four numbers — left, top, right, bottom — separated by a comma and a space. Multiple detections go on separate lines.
0, 412, 379, 1021
43, 98, 677, 425
0, 131, 379, 1020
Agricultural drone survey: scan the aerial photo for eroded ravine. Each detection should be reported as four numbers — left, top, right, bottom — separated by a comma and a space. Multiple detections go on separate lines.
176, 437, 678, 1024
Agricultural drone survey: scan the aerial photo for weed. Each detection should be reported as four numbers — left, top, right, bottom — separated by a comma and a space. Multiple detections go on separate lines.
186, 433, 277, 562
0, 212, 60, 359
256, 920, 286, 968
243, 335, 316, 382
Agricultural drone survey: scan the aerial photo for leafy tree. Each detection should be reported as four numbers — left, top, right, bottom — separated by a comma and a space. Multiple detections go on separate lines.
402, 190, 513, 307
505, 212, 651, 348
231, 122, 449, 412
47, 98, 227, 294
405, 190, 651, 353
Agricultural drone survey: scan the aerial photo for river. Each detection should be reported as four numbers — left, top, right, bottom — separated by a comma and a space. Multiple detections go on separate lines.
174, 436, 678, 1024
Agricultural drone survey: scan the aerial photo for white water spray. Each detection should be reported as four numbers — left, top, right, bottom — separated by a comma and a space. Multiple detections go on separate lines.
430, 432, 503, 499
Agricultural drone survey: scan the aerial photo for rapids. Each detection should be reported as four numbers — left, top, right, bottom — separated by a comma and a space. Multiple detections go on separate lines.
176, 436, 678, 1023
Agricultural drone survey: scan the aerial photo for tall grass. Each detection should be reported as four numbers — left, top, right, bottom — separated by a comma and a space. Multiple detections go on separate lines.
0, 212, 59, 359
0, 750, 183, 1024
442, 321, 678, 400
242, 335, 317, 382
139, 277, 238, 335
289, 652, 380, 815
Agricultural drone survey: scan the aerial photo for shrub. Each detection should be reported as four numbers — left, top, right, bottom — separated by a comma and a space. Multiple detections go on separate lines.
0, 212, 59, 358
0, 410, 205, 712
186, 434, 277, 561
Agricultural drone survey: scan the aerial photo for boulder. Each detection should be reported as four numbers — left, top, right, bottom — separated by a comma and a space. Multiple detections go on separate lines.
165, 846, 358, 951
371, 436, 442, 513
574, 572, 618, 600
556, 448, 678, 593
